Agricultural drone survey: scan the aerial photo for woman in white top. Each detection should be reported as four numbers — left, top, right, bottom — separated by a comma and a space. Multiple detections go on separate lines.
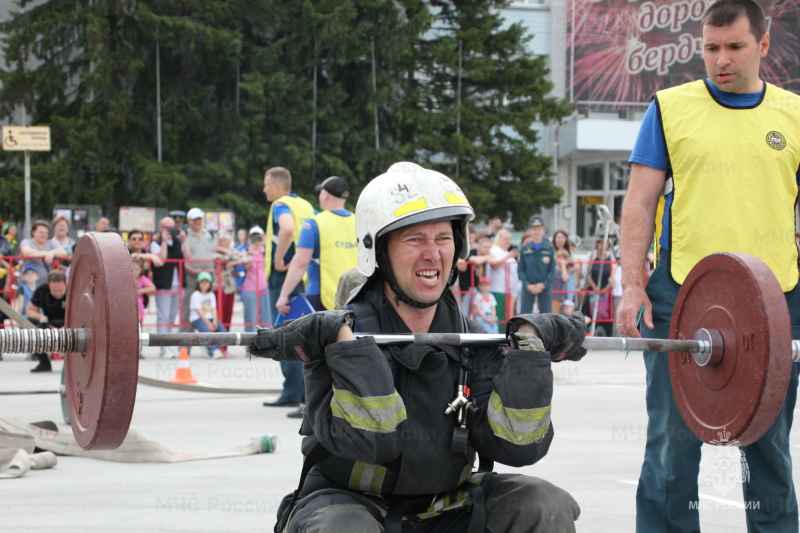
486, 229, 519, 331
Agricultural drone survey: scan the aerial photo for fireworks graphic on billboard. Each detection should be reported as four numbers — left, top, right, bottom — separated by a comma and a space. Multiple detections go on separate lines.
568, 0, 800, 106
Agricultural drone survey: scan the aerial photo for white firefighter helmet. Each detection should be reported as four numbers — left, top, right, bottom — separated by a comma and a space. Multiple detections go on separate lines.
356, 162, 475, 277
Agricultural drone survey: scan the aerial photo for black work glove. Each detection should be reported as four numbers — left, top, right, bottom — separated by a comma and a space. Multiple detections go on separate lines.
248, 310, 355, 362
506, 312, 587, 362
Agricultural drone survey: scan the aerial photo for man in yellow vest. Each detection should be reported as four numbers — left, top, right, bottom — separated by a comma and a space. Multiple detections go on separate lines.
275, 176, 357, 315
617, 1, 800, 530
275, 176, 358, 418
262, 166, 316, 408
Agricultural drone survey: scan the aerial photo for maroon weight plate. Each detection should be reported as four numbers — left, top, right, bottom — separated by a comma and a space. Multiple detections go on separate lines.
65, 232, 139, 450
669, 253, 792, 446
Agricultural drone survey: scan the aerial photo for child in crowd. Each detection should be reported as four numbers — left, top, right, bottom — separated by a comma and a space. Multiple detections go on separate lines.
551, 249, 576, 315
189, 271, 226, 359
560, 297, 576, 316
15, 265, 39, 317
132, 258, 155, 326
473, 276, 499, 334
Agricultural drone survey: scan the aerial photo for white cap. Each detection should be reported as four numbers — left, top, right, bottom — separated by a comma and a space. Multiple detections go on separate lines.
249, 226, 264, 235
187, 207, 204, 220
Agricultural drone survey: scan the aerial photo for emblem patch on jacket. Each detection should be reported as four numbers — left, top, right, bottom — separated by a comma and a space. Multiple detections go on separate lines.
766, 131, 786, 150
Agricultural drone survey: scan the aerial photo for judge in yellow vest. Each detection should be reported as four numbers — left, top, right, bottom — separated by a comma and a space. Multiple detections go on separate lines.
262, 166, 316, 408
276, 176, 357, 315
617, 1, 800, 531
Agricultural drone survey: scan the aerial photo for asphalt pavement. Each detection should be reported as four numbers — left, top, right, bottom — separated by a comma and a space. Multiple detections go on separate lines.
1, 322, 796, 532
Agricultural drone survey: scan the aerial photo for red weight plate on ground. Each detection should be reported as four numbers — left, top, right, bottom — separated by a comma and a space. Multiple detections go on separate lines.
65, 233, 139, 450
669, 253, 791, 446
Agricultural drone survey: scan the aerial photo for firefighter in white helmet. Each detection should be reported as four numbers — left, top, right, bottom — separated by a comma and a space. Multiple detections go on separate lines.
251, 162, 587, 532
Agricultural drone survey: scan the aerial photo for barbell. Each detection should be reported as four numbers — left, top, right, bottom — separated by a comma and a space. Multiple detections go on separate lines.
0, 233, 795, 450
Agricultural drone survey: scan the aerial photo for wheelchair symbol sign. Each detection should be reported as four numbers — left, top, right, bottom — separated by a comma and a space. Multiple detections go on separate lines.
2, 126, 51, 151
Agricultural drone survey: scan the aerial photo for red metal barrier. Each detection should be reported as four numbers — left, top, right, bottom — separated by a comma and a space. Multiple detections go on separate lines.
2, 252, 652, 333
451, 259, 640, 329
0, 255, 272, 330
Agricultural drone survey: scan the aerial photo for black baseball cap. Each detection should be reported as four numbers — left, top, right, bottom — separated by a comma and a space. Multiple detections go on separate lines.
314, 176, 350, 199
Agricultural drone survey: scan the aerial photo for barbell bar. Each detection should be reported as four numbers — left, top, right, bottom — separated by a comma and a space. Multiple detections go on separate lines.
3, 329, 800, 365
0, 233, 793, 450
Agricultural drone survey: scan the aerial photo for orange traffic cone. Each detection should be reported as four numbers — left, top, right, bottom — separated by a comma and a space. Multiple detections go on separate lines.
169, 348, 198, 384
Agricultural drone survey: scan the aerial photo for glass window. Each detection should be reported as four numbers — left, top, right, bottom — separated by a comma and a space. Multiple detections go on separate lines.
500, 8, 549, 56
577, 164, 603, 190
612, 194, 625, 226
610, 161, 630, 191
576, 196, 603, 239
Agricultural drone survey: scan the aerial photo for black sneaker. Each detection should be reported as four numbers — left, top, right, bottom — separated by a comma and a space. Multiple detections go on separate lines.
31, 365, 52, 373
263, 398, 301, 407
287, 407, 304, 419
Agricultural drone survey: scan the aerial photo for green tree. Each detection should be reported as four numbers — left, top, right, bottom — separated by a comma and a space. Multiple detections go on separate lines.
235, 0, 428, 198
0, 0, 155, 218
0, 0, 570, 230
397, 0, 573, 227
0, 0, 257, 222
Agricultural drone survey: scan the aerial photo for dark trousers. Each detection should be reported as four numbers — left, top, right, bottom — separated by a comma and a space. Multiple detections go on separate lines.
520, 286, 552, 314
269, 270, 305, 403
287, 474, 579, 533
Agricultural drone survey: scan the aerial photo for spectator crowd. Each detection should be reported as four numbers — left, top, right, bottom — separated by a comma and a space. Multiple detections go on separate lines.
0, 177, 624, 371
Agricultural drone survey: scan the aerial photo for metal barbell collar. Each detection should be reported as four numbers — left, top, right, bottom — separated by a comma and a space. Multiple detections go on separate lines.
2, 327, 800, 364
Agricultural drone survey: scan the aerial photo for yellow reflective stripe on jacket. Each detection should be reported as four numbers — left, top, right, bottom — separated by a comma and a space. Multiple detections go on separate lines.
264, 194, 315, 279
330, 387, 407, 433
457, 462, 473, 485
415, 473, 489, 520
348, 461, 388, 494
487, 391, 550, 444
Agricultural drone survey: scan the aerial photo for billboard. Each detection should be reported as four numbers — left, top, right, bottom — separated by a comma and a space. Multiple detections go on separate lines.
568, 0, 800, 106
119, 206, 157, 232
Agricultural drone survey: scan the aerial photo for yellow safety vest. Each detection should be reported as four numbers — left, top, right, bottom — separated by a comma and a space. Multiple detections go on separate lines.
315, 210, 358, 310
652, 196, 665, 269
658, 80, 800, 291
264, 194, 316, 280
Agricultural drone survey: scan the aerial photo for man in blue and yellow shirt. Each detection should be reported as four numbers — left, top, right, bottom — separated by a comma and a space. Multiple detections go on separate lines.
618, 1, 800, 531
262, 166, 316, 408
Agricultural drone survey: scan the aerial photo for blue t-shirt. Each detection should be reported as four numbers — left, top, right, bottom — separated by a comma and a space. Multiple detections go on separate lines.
296, 209, 350, 295
270, 194, 318, 267
21, 284, 34, 317
628, 79, 799, 249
